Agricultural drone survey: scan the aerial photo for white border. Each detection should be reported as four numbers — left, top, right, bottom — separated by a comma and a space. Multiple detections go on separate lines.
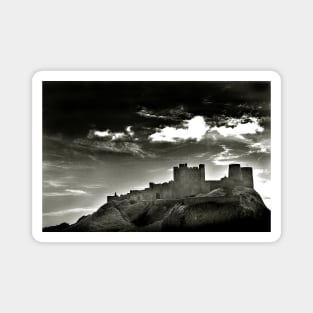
32, 71, 281, 243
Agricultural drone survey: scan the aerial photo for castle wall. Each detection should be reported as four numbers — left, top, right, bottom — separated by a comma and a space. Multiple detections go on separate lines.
174, 163, 204, 184
207, 180, 223, 191
171, 163, 207, 198
107, 163, 254, 203
202, 181, 211, 193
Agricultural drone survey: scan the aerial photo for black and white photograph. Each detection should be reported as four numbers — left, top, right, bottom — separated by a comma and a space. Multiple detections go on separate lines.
4, 1, 313, 311
33, 71, 280, 241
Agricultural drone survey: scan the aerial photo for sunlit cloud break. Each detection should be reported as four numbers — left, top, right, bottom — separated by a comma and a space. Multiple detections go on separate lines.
211, 117, 264, 138
149, 115, 264, 143
149, 116, 209, 142
249, 141, 270, 153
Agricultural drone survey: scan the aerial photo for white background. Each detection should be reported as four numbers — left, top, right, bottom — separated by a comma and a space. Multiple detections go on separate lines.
0, 1, 311, 312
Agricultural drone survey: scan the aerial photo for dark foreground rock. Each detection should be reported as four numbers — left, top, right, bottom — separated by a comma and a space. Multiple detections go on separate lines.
43, 222, 70, 232
43, 186, 271, 232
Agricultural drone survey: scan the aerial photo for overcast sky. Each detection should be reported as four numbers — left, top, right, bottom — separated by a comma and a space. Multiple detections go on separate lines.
43, 81, 271, 227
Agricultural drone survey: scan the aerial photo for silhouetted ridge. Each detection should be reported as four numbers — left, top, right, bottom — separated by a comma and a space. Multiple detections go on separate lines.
43, 186, 270, 232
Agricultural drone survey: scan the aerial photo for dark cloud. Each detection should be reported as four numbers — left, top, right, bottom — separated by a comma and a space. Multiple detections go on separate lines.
43, 81, 270, 135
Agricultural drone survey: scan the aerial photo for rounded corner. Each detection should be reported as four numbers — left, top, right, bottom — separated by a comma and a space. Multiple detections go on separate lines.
32, 71, 45, 84
268, 70, 281, 84
269, 229, 282, 243
31, 228, 44, 243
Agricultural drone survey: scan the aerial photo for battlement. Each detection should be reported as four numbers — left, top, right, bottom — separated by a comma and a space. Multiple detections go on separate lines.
173, 163, 205, 184
227, 164, 253, 188
228, 164, 242, 181
107, 162, 255, 203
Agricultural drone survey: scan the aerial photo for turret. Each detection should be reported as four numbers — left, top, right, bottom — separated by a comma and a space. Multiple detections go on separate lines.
228, 164, 242, 181
241, 167, 254, 188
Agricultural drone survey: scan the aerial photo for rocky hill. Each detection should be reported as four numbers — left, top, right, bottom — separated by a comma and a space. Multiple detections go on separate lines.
43, 186, 271, 232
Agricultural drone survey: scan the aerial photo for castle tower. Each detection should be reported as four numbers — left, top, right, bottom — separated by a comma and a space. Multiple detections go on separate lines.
199, 164, 205, 181
173, 167, 178, 182
228, 164, 242, 181
241, 167, 254, 188
174, 163, 188, 183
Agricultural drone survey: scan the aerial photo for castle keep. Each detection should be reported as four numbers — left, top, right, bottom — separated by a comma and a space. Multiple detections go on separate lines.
107, 163, 254, 203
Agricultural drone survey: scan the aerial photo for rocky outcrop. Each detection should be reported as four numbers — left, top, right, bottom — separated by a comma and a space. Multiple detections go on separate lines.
43, 186, 271, 232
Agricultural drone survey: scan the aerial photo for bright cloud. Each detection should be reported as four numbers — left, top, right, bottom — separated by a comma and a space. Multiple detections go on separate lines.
249, 140, 270, 153
78, 125, 153, 157
149, 115, 264, 143
93, 130, 110, 137
149, 116, 209, 142
93, 130, 127, 140
89, 126, 135, 141
211, 117, 264, 138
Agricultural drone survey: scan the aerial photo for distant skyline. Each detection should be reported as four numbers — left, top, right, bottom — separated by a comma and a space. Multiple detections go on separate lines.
43, 81, 270, 226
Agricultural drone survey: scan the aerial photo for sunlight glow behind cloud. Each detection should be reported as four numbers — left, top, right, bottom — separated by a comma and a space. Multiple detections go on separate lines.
149, 116, 264, 143
211, 117, 264, 138
149, 116, 209, 142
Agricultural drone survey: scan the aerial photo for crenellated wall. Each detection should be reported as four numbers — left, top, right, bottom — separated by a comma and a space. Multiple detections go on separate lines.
107, 163, 255, 203
174, 163, 205, 184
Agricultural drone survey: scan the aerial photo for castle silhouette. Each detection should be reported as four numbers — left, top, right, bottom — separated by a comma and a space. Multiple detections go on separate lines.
107, 163, 254, 203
